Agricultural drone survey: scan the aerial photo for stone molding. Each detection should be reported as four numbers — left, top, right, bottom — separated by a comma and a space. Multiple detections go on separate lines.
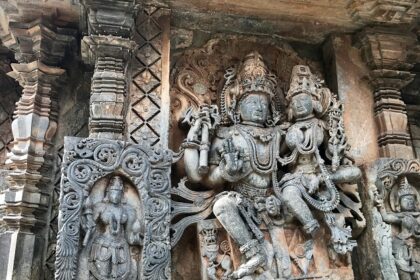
80, 0, 138, 140
357, 27, 417, 158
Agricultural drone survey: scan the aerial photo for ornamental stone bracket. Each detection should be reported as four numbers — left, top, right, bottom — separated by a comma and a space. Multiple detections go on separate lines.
356, 27, 418, 159
356, 158, 420, 280
0, 18, 76, 280
55, 137, 172, 280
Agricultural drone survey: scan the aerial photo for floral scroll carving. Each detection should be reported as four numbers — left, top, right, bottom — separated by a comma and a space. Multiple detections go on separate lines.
55, 137, 172, 280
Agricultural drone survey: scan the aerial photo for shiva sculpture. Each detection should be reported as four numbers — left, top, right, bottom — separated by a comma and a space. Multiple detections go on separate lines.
179, 51, 363, 279
82, 175, 143, 280
376, 177, 420, 280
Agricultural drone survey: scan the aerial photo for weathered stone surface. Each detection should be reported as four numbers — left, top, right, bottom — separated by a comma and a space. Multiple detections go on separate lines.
55, 137, 172, 280
126, 6, 171, 148
323, 35, 380, 164
356, 27, 417, 159
171, 51, 364, 279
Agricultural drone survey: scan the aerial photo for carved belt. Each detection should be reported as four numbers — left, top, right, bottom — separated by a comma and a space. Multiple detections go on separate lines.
233, 183, 270, 199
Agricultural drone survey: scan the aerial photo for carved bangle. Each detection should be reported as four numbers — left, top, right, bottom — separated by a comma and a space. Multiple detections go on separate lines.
181, 141, 200, 149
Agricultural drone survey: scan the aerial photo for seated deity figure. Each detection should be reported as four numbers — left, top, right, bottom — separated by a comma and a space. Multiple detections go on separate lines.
183, 52, 283, 278
276, 65, 362, 254
376, 178, 420, 280
82, 175, 143, 280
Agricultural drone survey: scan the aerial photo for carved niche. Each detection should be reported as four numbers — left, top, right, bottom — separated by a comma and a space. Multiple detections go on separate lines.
371, 158, 420, 280
170, 38, 365, 280
55, 137, 172, 280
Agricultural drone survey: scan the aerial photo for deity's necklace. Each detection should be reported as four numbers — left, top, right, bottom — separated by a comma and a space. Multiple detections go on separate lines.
237, 125, 278, 174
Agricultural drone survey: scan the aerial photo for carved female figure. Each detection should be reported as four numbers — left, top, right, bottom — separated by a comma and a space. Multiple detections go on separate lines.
82, 175, 143, 280
183, 52, 283, 279
276, 65, 361, 253
377, 178, 420, 280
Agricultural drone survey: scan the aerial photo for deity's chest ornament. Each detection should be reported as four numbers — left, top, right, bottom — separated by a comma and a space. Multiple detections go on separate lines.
234, 124, 279, 175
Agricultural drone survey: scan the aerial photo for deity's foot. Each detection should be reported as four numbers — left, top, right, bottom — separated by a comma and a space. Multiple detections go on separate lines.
303, 219, 320, 237
232, 240, 266, 279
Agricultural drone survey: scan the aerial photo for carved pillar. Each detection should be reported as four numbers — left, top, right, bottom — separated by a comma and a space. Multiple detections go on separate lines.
357, 27, 417, 159
81, 0, 137, 140
0, 19, 75, 279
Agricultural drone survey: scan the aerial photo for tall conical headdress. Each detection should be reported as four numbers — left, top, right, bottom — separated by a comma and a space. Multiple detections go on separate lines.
109, 176, 124, 191
398, 177, 416, 198
286, 65, 318, 101
220, 51, 279, 124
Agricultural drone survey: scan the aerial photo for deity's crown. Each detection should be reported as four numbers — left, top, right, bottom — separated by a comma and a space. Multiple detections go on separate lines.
286, 65, 317, 101
398, 177, 416, 198
109, 176, 124, 191
237, 51, 277, 99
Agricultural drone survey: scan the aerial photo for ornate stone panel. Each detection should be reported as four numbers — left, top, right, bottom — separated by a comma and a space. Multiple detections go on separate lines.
362, 158, 420, 280
55, 137, 172, 280
170, 44, 365, 280
127, 6, 171, 148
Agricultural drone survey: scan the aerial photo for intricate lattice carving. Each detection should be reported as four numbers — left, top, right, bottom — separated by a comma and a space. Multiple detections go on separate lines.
55, 137, 172, 280
127, 6, 170, 147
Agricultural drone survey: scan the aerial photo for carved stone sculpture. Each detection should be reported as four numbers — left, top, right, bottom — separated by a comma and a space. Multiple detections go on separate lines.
55, 137, 172, 280
371, 159, 420, 280
82, 175, 143, 280
277, 65, 362, 254
174, 52, 365, 279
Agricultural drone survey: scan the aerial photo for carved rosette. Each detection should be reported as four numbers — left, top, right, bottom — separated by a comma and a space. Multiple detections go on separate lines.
55, 137, 172, 280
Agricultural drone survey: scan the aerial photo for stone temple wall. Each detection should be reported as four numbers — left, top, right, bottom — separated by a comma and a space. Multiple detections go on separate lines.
0, 1, 418, 280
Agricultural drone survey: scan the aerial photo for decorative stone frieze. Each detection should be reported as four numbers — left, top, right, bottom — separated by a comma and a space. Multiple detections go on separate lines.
357, 27, 417, 158
126, 6, 171, 148
55, 137, 172, 280
348, 0, 420, 25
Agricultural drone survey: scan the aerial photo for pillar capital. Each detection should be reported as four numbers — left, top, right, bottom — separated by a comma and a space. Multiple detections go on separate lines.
356, 27, 418, 158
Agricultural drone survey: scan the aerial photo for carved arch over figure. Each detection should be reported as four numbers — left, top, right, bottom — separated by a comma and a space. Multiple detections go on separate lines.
55, 137, 172, 280
169, 36, 325, 152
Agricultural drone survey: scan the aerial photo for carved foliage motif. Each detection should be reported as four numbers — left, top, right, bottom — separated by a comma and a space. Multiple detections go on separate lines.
55, 137, 172, 280
169, 37, 323, 150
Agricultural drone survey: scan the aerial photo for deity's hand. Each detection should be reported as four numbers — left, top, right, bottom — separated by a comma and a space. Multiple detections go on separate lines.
221, 137, 243, 175
266, 195, 281, 217
186, 106, 214, 142
306, 175, 320, 195
372, 189, 384, 208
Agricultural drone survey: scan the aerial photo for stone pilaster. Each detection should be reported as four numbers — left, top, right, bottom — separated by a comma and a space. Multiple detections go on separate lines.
81, 0, 137, 140
126, 6, 171, 148
357, 27, 417, 159
0, 19, 75, 280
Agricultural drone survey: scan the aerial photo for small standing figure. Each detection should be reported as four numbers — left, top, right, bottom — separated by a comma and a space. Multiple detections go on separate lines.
276, 65, 361, 254
82, 175, 143, 280
376, 177, 420, 280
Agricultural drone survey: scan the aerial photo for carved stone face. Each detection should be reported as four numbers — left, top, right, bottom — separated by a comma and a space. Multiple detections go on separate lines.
400, 195, 416, 212
291, 92, 313, 119
108, 189, 123, 204
239, 92, 270, 125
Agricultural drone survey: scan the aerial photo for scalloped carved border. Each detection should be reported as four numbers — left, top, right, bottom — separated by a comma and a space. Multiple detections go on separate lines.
55, 137, 172, 280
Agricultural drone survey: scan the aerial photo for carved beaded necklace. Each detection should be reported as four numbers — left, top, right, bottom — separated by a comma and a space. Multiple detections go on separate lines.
236, 124, 278, 174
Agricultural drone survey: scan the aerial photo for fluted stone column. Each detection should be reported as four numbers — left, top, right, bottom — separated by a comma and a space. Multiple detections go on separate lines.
0, 19, 75, 280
